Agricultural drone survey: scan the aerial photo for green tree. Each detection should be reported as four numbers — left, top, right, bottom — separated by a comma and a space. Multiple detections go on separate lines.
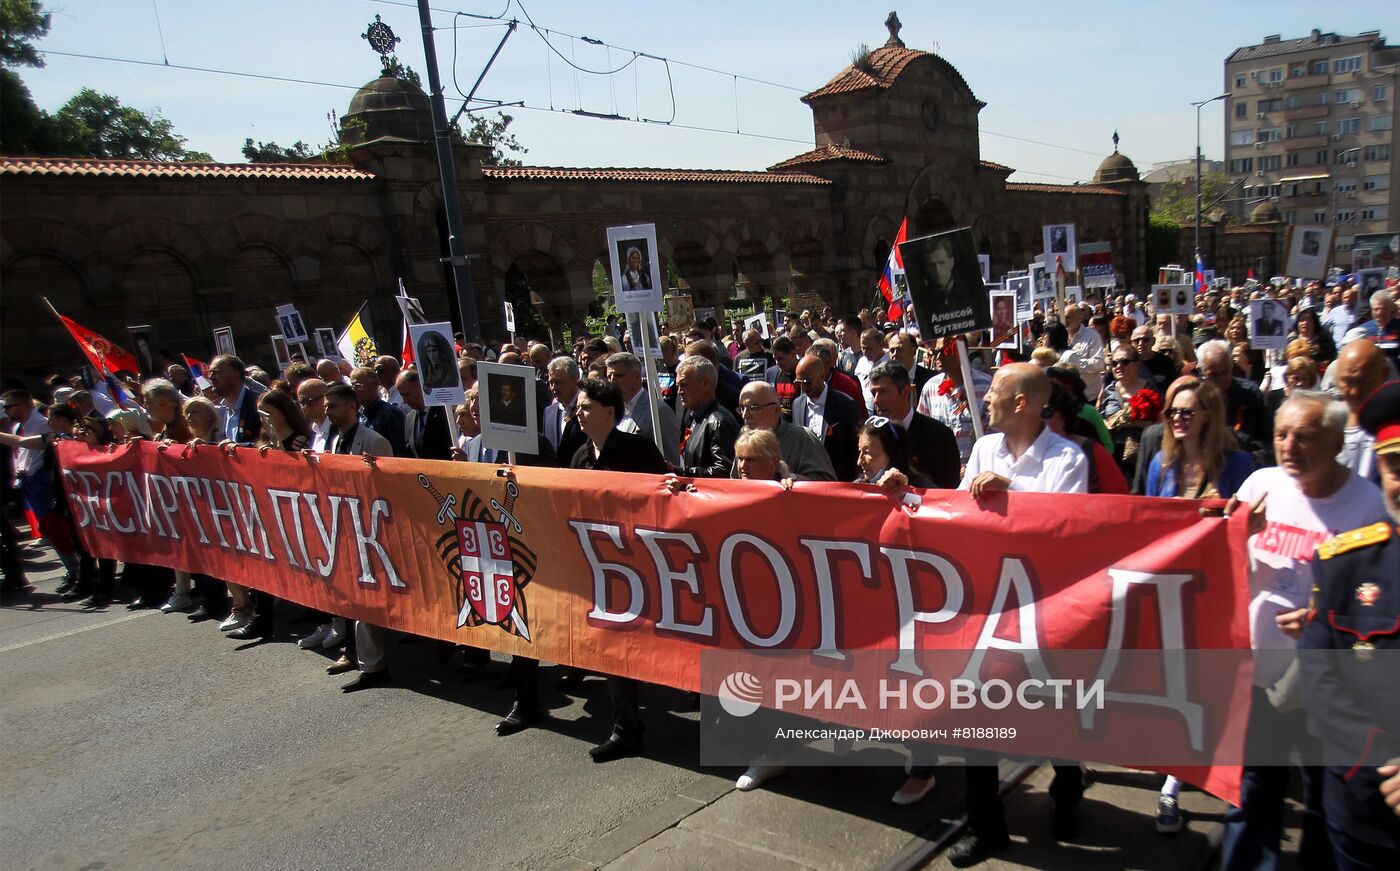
1150, 171, 1236, 225
46, 88, 211, 161
1146, 212, 1183, 277
462, 111, 527, 166
242, 138, 314, 163
0, 0, 49, 68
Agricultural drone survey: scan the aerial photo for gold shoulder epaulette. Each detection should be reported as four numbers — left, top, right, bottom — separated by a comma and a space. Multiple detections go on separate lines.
1318, 522, 1392, 560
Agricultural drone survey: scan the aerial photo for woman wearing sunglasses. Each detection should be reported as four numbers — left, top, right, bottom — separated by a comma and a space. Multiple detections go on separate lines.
1145, 377, 1255, 499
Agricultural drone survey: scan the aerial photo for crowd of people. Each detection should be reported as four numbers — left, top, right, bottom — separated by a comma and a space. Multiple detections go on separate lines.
3, 276, 1399, 869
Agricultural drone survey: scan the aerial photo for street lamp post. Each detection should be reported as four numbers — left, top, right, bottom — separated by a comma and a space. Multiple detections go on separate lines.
1192, 93, 1231, 269
1330, 146, 1362, 263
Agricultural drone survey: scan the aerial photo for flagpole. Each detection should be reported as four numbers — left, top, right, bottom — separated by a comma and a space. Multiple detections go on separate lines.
42, 295, 107, 376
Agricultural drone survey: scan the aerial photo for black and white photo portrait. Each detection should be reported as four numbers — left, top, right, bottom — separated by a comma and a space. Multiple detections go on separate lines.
275, 304, 309, 345
901, 227, 988, 339
416, 331, 455, 390
618, 240, 652, 291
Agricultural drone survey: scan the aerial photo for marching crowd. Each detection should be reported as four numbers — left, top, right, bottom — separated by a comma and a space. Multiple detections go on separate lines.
3, 277, 1400, 869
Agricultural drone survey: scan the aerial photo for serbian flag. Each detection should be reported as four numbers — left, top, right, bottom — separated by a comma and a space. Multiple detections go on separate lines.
877, 217, 909, 321
53, 310, 141, 377
1195, 252, 1206, 294
182, 354, 208, 381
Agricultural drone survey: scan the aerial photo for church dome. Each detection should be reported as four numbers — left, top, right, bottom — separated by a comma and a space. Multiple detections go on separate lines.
1093, 150, 1139, 183
340, 74, 433, 146
1249, 200, 1283, 224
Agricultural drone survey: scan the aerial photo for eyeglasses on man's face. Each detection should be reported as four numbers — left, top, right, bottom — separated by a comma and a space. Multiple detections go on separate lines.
739, 402, 778, 416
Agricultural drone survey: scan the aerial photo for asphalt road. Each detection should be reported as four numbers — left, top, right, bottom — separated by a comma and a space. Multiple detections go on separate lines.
4, 541, 1299, 871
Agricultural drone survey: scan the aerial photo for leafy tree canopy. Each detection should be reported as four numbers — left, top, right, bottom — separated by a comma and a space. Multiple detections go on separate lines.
1150, 171, 1236, 225
0, 0, 49, 68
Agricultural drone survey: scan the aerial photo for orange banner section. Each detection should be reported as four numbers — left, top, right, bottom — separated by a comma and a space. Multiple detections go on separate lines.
57, 440, 1253, 799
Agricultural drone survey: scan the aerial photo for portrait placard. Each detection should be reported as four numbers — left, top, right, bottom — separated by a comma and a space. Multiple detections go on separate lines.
477, 361, 539, 455
409, 321, 463, 407
313, 327, 339, 359
988, 290, 1018, 349
900, 227, 988, 339
1042, 223, 1077, 273
1356, 268, 1387, 295
664, 295, 695, 330
1064, 285, 1083, 306
1158, 265, 1187, 286
1029, 261, 1056, 306
1283, 223, 1334, 280
1247, 299, 1291, 350
127, 324, 157, 375
213, 326, 236, 358
625, 311, 664, 359
743, 312, 770, 339
1353, 232, 1398, 266
275, 304, 310, 345
1006, 274, 1033, 319
694, 306, 717, 325
977, 254, 990, 284
1152, 284, 1194, 316
395, 294, 426, 327
504, 301, 516, 334
270, 334, 292, 372
606, 223, 664, 314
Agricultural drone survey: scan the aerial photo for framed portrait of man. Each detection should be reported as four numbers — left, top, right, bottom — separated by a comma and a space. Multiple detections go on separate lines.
977, 254, 991, 284
1151, 284, 1193, 316
1357, 268, 1386, 295
213, 326, 236, 358
988, 290, 1017, 349
409, 321, 463, 406
900, 227, 988, 339
477, 361, 539, 455
275, 303, 310, 345
1042, 223, 1077, 273
1283, 223, 1334, 279
1248, 299, 1290, 350
606, 223, 664, 315
665, 295, 695, 330
1029, 261, 1056, 307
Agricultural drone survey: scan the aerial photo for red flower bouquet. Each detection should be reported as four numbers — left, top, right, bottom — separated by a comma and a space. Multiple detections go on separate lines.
1128, 388, 1163, 423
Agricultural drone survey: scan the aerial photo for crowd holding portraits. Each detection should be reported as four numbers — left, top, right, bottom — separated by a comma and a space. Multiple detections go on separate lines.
5, 263, 1400, 871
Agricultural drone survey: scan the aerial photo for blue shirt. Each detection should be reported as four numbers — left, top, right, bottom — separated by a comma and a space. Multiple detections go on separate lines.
1145, 449, 1254, 499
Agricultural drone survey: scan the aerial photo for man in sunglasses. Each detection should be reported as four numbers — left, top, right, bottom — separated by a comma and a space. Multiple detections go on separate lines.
295, 378, 333, 452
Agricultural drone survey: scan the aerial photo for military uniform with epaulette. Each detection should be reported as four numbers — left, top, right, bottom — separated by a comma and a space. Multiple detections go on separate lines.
1299, 379, 1400, 869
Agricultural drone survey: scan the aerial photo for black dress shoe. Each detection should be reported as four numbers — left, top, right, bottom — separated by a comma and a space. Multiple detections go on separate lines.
495, 702, 543, 736
947, 831, 1011, 867
342, 669, 392, 693
588, 733, 643, 763
126, 596, 147, 610
55, 578, 76, 595
1051, 801, 1081, 842
62, 587, 92, 602
227, 622, 268, 640
83, 595, 112, 609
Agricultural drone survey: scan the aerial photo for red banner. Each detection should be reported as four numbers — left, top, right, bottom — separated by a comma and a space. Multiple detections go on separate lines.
57, 440, 1252, 801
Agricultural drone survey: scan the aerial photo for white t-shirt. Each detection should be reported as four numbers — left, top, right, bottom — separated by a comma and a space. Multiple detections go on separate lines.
854, 352, 889, 414
959, 425, 1089, 495
1233, 467, 1385, 687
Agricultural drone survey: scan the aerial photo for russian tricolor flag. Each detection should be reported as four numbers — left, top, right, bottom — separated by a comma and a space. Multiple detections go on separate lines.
878, 217, 909, 321
1195, 252, 1206, 294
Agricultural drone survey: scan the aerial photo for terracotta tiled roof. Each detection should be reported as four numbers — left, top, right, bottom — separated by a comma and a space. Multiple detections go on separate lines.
0, 156, 376, 181
979, 160, 1014, 173
803, 44, 981, 106
767, 145, 887, 171
481, 165, 831, 185
1005, 181, 1126, 197
1226, 31, 1379, 64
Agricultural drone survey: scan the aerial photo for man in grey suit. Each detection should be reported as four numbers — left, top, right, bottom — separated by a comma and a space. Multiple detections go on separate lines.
322, 383, 395, 692
732, 381, 836, 481
606, 352, 681, 466
543, 356, 586, 466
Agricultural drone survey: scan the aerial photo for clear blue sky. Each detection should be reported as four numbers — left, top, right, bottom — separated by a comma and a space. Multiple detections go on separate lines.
18, 1, 1390, 183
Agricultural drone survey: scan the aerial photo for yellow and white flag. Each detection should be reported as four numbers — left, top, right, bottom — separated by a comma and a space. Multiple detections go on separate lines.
336, 301, 377, 367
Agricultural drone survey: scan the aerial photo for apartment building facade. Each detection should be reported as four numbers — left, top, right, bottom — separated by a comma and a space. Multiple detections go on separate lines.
1224, 29, 1399, 266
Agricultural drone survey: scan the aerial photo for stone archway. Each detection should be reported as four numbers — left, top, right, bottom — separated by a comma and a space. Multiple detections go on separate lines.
503, 251, 570, 343
1, 252, 89, 378
911, 198, 958, 237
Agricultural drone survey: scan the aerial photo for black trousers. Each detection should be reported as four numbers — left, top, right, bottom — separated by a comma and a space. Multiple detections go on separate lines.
509, 656, 540, 711
192, 574, 228, 619
78, 551, 116, 598
964, 752, 1083, 839
607, 676, 642, 738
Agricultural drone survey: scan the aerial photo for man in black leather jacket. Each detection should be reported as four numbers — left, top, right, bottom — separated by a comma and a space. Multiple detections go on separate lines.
674, 356, 739, 478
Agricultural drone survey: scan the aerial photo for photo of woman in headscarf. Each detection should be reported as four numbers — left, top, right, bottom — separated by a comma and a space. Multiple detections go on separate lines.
619, 243, 652, 291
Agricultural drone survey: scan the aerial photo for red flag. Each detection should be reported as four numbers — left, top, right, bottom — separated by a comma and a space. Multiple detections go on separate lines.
396, 278, 414, 366
182, 354, 209, 379
57, 314, 141, 376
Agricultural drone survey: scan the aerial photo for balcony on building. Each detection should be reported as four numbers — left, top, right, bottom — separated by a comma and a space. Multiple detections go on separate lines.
1284, 134, 1332, 150
1283, 71, 1332, 90
1283, 105, 1330, 121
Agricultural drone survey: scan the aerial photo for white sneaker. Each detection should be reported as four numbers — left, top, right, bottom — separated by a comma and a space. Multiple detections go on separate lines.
320, 621, 346, 649
160, 591, 193, 613
220, 612, 251, 633
736, 764, 786, 791
891, 774, 936, 806
298, 624, 331, 649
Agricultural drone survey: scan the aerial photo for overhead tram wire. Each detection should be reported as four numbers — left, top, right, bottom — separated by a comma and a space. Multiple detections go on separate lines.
33, 49, 1099, 182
